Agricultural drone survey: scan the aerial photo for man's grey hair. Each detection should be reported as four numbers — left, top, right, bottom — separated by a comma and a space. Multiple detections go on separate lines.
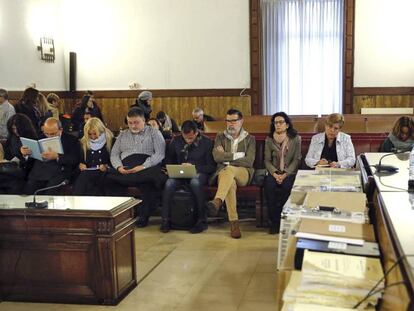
192, 107, 204, 115
0, 89, 8, 99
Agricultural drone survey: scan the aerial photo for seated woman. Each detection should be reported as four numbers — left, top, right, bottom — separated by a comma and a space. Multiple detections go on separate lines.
71, 93, 103, 131
73, 118, 113, 195
380, 116, 414, 152
306, 113, 355, 169
0, 114, 38, 193
264, 112, 301, 234
148, 117, 172, 139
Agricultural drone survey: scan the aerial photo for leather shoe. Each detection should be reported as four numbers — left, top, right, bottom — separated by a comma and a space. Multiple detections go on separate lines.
206, 198, 222, 216
160, 219, 170, 233
189, 221, 207, 234
268, 225, 279, 235
136, 216, 149, 228
230, 220, 241, 239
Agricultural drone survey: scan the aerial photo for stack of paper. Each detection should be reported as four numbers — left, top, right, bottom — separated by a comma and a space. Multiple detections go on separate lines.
283, 251, 384, 309
296, 218, 375, 245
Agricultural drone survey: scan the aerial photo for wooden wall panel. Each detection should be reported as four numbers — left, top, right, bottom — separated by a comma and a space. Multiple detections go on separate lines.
353, 95, 414, 114
94, 96, 251, 132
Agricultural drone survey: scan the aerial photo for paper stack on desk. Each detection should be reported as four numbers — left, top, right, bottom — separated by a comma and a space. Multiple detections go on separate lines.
283, 251, 384, 309
296, 218, 375, 246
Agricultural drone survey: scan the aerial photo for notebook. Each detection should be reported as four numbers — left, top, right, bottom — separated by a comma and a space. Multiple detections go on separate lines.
166, 164, 197, 178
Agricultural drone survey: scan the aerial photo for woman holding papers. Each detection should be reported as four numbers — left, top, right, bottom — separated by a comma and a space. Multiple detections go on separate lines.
73, 118, 113, 195
380, 116, 414, 152
264, 112, 301, 234
305, 113, 355, 169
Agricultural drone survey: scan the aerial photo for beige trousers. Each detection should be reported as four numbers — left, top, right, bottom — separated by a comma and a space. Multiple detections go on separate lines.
215, 166, 249, 221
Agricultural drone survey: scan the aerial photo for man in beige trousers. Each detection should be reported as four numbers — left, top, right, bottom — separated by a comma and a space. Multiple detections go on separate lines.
207, 108, 256, 239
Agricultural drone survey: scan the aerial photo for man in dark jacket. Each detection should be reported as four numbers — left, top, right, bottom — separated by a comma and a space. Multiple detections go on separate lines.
192, 107, 215, 131
130, 91, 153, 121
21, 117, 80, 194
161, 120, 216, 234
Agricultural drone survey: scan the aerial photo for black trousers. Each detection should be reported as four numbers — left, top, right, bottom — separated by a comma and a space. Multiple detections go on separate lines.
23, 175, 67, 195
0, 174, 24, 194
73, 170, 106, 196
264, 174, 296, 228
161, 173, 208, 223
105, 165, 167, 218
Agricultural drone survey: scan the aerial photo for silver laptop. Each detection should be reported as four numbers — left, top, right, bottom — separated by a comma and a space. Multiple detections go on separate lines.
166, 164, 197, 178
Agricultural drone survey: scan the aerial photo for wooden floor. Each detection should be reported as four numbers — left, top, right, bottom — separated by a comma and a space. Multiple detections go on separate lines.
1, 219, 283, 311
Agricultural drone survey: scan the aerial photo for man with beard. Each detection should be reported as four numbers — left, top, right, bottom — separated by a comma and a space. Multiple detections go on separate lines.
206, 109, 256, 239
107, 107, 167, 227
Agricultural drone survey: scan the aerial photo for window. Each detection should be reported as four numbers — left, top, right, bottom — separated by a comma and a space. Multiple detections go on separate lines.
262, 0, 344, 115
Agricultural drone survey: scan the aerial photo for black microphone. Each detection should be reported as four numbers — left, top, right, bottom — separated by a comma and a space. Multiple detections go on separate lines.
25, 180, 69, 209
374, 149, 408, 173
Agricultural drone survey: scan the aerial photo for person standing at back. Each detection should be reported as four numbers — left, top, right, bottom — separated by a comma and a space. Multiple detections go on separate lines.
0, 89, 15, 140
130, 91, 153, 121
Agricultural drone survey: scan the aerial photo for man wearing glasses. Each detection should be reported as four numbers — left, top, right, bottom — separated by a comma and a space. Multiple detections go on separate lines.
206, 109, 256, 239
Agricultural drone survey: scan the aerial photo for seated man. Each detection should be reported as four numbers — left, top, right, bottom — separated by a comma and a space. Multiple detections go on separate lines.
107, 107, 167, 227
161, 120, 216, 234
206, 109, 256, 239
192, 107, 215, 131
21, 117, 80, 194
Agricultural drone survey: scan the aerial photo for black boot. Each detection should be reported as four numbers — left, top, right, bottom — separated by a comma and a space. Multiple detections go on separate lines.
160, 218, 170, 233
189, 221, 208, 234
136, 216, 149, 228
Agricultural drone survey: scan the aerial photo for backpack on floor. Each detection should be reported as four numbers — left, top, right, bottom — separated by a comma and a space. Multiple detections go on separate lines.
170, 185, 197, 230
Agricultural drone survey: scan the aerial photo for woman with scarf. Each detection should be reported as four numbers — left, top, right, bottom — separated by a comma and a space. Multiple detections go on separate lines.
380, 116, 414, 152
73, 117, 113, 195
264, 112, 301, 234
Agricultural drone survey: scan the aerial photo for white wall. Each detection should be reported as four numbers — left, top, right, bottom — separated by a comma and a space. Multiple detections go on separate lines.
354, 0, 414, 87
0, 0, 250, 91
0, 0, 66, 90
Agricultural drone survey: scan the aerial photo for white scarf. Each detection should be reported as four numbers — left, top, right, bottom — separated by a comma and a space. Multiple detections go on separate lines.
89, 133, 106, 151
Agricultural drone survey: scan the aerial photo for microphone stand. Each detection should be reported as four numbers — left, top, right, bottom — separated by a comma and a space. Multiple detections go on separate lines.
25, 181, 68, 209
374, 150, 408, 174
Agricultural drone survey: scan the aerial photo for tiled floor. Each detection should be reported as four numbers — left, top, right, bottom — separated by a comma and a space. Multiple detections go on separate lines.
0, 220, 279, 311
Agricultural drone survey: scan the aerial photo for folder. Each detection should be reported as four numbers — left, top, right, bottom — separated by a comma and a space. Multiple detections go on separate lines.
294, 238, 380, 270
20, 136, 64, 161
296, 219, 376, 246
303, 192, 366, 214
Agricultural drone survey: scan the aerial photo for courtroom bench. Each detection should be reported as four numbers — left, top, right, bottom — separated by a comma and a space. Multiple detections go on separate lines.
125, 132, 387, 227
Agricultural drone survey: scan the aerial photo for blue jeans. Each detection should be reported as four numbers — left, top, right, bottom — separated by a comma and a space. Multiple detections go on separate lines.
162, 173, 208, 223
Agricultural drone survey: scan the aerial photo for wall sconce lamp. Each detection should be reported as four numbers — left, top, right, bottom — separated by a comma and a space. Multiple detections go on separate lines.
38, 37, 55, 63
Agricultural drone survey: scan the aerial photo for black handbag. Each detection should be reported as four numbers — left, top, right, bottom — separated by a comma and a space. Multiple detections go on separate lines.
0, 162, 25, 179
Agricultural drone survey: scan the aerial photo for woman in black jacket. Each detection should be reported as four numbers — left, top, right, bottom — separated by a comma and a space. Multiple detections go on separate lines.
73, 117, 113, 195
0, 114, 38, 193
14, 87, 42, 134
72, 94, 103, 131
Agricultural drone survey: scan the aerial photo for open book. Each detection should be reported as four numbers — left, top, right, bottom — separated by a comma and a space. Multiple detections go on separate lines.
20, 136, 64, 161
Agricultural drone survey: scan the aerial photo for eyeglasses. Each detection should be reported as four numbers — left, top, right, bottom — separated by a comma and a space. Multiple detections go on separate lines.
225, 118, 241, 123
274, 120, 286, 125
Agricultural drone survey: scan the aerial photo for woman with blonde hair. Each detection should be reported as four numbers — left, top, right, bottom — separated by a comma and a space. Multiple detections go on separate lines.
305, 113, 355, 168
73, 117, 114, 195
37, 93, 53, 125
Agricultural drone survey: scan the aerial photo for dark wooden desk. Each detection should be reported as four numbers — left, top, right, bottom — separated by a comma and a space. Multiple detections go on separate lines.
0, 195, 139, 305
